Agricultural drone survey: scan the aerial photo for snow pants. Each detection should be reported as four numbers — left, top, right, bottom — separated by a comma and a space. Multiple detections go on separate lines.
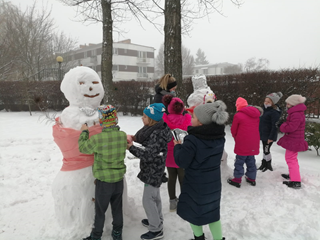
285, 150, 301, 182
234, 155, 257, 180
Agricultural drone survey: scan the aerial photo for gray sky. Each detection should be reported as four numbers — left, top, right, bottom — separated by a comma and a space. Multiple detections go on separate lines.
9, 0, 320, 70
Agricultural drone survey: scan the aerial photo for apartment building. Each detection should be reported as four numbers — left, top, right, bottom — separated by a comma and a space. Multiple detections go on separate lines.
66, 39, 155, 81
193, 62, 241, 75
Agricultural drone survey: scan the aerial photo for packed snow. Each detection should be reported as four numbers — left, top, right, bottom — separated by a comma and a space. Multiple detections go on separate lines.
1, 111, 320, 240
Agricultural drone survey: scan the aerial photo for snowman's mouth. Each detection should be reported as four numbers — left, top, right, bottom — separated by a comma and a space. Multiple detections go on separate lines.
84, 93, 100, 98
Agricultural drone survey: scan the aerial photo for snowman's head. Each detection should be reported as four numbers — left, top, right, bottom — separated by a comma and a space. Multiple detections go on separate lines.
61, 66, 105, 108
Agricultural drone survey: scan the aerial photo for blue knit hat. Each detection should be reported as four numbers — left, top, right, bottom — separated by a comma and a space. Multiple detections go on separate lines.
143, 103, 165, 121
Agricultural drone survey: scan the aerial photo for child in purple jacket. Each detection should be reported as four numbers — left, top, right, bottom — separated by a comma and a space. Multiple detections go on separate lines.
277, 94, 308, 189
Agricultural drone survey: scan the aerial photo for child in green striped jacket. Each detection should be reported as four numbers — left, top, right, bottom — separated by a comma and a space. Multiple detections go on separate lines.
79, 105, 127, 240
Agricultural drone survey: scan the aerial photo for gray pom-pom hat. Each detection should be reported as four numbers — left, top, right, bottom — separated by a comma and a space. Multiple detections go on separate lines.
194, 100, 229, 125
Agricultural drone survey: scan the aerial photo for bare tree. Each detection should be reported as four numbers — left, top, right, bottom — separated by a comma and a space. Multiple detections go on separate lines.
155, 43, 194, 77
152, 0, 243, 98
1, 1, 77, 114
59, 0, 159, 102
244, 57, 270, 72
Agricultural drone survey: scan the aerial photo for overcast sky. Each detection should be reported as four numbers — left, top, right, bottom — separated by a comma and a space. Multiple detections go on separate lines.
9, 0, 320, 70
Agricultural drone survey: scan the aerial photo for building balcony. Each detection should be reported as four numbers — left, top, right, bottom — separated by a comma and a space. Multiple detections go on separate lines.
137, 58, 150, 65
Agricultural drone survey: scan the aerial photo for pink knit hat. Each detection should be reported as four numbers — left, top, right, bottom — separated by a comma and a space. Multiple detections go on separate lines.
162, 95, 184, 114
236, 97, 248, 111
285, 94, 306, 106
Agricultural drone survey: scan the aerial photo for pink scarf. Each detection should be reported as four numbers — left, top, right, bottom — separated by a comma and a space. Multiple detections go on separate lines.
53, 117, 103, 171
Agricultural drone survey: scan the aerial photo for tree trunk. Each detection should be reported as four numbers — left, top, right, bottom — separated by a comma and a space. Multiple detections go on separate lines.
164, 0, 183, 98
101, 0, 113, 104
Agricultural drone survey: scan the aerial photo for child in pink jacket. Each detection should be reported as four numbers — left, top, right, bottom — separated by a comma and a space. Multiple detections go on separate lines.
277, 94, 308, 189
162, 95, 191, 211
228, 97, 262, 188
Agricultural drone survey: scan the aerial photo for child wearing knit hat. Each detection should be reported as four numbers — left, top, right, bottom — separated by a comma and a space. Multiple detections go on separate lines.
127, 103, 172, 240
258, 92, 283, 172
277, 94, 308, 189
79, 105, 127, 240
228, 97, 262, 188
173, 101, 228, 240
162, 95, 192, 212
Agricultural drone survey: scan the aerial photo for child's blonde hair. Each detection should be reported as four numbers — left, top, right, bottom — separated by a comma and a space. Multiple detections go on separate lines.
147, 116, 159, 126
158, 74, 176, 90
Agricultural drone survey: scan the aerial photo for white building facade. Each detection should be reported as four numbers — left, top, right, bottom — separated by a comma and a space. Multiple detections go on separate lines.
66, 39, 155, 81
193, 62, 240, 76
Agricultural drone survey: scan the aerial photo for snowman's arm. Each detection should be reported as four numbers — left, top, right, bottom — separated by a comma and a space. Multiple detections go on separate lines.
78, 130, 96, 154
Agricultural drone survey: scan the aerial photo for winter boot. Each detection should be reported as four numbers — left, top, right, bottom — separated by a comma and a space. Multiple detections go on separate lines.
262, 160, 273, 172
245, 176, 256, 186
112, 230, 122, 240
257, 159, 266, 170
169, 198, 178, 212
82, 235, 101, 240
281, 174, 290, 180
227, 178, 241, 188
190, 233, 205, 240
141, 219, 149, 227
140, 229, 163, 240
283, 181, 301, 189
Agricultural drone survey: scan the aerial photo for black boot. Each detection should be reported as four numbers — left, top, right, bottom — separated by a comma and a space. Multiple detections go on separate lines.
262, 160, 273, 172
283, 181, 301, 189
281, 174, 290, 180
190, 234, 205, 240
257, 159, 266, 170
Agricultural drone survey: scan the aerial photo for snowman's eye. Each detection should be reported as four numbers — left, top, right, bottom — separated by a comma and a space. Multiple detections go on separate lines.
79, 82, 84, 85
92, 81, 99, 84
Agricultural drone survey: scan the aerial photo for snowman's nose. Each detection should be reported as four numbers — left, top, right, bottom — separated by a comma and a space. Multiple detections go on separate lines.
89, 87, 93, 91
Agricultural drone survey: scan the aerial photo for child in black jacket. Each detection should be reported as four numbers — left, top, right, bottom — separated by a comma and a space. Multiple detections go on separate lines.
127, 103, 172, 240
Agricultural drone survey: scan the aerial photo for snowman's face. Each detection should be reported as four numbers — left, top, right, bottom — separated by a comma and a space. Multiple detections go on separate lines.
61, 66, 105, 108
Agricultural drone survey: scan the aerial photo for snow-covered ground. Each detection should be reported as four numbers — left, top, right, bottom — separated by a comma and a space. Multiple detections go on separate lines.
1, 111, 319, 240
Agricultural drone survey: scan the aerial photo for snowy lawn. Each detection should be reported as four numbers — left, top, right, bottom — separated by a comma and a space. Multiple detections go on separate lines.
0, 111, 319, 240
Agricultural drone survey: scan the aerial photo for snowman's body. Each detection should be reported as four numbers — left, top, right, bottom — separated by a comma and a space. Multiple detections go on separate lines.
52, 66, 128, 231
187, 75, 228, 162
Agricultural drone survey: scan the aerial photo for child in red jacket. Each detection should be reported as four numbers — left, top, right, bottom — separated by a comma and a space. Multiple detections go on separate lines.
228, 97, 262, 188
162, 95, 191, 212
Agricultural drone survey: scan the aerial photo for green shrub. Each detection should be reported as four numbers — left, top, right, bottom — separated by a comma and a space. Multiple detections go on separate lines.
305, 121, 320, 156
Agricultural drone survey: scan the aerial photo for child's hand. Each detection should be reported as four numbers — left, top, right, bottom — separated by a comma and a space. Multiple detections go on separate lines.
127, 135, 133, 144
173, 140, 182, 145
81, 124, 89, 131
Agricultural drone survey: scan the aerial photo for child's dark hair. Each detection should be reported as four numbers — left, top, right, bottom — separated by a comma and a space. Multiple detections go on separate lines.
162, 94, 184, 114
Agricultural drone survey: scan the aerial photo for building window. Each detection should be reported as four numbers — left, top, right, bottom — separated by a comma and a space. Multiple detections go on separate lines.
203, 69, 208, 74
138, 51, 147, 58
138, 66, 148, 77
113, 48, 118, 55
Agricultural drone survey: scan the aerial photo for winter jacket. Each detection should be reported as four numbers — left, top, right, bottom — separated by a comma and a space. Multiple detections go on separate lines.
174, 123, 225, 225
154, 84, 173, 103
259, 105, 282, 141
277, 103, 308, 152
53, 117, 103, 171
78, 126, 127, 183
163, 113, 192, 168
231, 106, 261, 156
129, 121, 172, 187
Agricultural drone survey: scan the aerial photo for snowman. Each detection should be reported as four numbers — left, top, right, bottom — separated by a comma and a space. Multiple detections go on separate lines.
187, 74, 216, 107
187, 74, 228, 162
52, 66, 128, 231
